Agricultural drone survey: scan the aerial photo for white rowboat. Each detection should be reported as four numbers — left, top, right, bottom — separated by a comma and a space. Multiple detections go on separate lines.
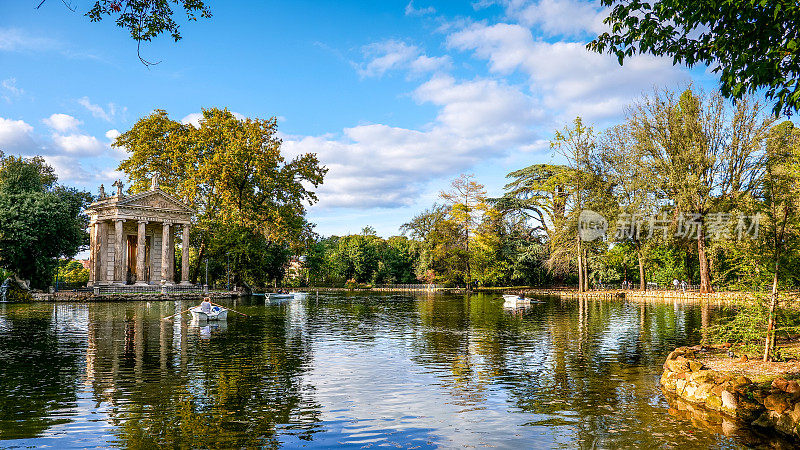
190, 304, 228, 321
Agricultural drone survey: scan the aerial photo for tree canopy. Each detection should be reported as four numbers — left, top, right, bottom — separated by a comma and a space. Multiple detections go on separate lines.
0, 153, 91, 288
588, 0, 800, 116
115, 108, 326, 288
39, 0, 211, 64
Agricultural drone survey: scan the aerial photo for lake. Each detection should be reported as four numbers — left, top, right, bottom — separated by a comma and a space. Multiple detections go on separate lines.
0, 293, 787, 448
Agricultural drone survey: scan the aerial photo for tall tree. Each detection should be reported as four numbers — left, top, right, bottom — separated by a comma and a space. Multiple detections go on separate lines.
0, 153, 91, 288
759, 121, 800, 361
115, 108, 326, 287
439, 174, 487, 288
550, 117, 611, 292
495, 164, 573, 277
601, 123, 658, 290
589, 0, 800, 116
626, 89, 774, 293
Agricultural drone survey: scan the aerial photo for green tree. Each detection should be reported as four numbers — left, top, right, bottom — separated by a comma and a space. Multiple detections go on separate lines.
0, 153, 91, 288
115, 108, 326, 287
589, 0, 800, 116
601, 122, 659, 290
401, 204, 466, 286
55, 260, 90, 284
495, 164, 573, 279
439, 174, 487, 288
758, 121, 800, 360
626, 89, 774, 292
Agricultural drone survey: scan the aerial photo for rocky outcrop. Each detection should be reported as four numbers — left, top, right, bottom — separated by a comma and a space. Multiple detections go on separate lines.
662, 346, 800, 439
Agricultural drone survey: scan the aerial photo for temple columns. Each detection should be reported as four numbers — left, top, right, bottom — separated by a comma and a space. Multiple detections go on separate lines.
95, 221, 106, 283
114, 219, 125, 283
181, 223, 191, 284
88, 222, 97, 285
161, 223, 173, 284
135, 220, 148, 285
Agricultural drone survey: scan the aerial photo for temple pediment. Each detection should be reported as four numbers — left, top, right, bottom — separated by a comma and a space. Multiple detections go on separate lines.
120, 191, 193, 213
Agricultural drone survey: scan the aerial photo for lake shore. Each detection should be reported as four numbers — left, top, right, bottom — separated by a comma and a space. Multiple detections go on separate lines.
662, 345, 800, 442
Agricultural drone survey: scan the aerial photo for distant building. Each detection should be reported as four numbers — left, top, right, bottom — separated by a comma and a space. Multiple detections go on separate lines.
77, 259, 91, 270
286, 256, 306, 280
84, 176, 195, 286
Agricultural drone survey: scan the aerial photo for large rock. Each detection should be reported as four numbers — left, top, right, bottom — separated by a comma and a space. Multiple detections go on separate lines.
784, 380, 800, 395
666, 357, 691, 373
690, 370, 716, 383
721, 390, 737, 412
0, 278, 33, 302
764, 393, 792, 414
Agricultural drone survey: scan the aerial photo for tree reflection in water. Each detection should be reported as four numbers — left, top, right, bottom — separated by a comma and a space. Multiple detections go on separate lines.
0, 304, 83, 440
0, 294, 793, 448
83, 301, 322, 448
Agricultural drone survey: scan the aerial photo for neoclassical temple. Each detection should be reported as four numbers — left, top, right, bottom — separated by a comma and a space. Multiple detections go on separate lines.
85, 177, 195, 286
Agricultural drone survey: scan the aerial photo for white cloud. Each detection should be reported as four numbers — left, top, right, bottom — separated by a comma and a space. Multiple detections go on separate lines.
405, 1, 436, 16
0, 117, 38, 154
42, 113, 82, 132
105, 129, 121, 140
52, 134, 105, 156
77, 97, 124, 122
283, 75, 539, 208
2, 78, 24, 104
447, 22, 688, 121
0, 27, 59, 52
358, 40, 451, 78
503, 0, 607, 37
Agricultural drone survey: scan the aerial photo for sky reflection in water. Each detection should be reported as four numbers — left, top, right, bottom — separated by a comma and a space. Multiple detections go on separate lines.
0, 294, 783, 448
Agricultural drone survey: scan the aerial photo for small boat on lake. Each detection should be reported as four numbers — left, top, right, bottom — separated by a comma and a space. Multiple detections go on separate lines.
190, 302, 228, 321
503, 294, 529, 305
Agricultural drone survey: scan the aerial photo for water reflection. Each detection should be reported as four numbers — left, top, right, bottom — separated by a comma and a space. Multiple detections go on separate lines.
0, 294, 788, 448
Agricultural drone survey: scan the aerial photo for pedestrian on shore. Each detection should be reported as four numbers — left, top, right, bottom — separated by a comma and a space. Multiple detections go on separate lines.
673, 279, 679, 291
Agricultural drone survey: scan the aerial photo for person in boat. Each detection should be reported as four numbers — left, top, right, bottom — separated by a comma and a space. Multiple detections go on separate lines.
200, 297, 212, 315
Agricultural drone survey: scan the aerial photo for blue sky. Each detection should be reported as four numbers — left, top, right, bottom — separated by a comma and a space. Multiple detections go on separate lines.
1, 0, 721, 238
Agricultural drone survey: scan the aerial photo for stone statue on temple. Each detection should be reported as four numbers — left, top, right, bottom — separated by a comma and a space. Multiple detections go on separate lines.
151, 174, 159, 191
112, 180, 123, 197
98, 184, 106, 199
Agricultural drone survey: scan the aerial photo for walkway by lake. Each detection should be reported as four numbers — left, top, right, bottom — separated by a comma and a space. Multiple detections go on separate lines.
0, 293, 788, 448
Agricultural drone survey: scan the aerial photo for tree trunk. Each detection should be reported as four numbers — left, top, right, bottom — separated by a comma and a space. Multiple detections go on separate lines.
697, 224, 712, 293
637, 242, 646, 291
577, 236, 584, 293
465, 224, 470, 290
763, 257, 780, 362
583, 248, 589, 291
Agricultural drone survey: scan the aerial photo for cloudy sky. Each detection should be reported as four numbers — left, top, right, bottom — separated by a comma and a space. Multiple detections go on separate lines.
0, 0, 719, 237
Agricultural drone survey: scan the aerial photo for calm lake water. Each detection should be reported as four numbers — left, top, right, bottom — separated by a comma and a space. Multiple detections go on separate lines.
0, 293, 789, 448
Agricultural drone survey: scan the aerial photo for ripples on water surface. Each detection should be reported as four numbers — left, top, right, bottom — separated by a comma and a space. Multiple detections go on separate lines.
0, 293, 788, 448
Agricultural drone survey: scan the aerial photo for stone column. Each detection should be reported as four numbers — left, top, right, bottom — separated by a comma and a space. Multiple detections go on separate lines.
161, 223, 173, 285
135, 220, 148, 285
167, 229, 175, 284
88, 222, 97, 286
96, 220, 106, 283
181, 223, 191, 284
114, 219, 125, 284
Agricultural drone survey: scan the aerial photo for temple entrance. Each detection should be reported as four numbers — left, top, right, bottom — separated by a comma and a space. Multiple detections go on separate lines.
126, 235, 151, 284
126, 236, 136, 284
